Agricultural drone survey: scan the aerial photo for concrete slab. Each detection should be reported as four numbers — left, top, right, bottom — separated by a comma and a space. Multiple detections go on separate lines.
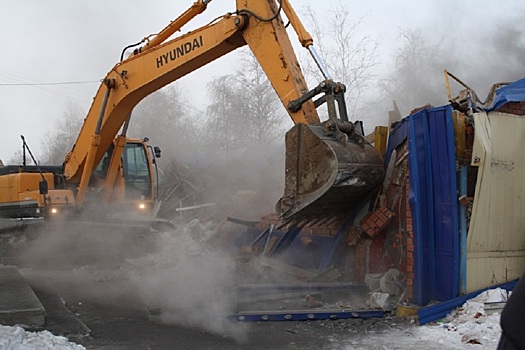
31, 286, 91, 339
0, 266, 45, 327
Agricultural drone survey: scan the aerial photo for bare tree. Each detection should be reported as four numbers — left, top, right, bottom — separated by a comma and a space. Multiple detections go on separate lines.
205, 75, 245, 159
233, 52, 289, 150
6, 150, 24, 165
37, 86, 198, 167
40, 102, 84, 165
205, 50, 289, 161
301, 1, 379, 120
379, 29, 448, 116
129, 85, 201, 163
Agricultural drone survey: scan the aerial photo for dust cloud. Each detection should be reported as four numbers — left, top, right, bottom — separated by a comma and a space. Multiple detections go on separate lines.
16, 218, 248, 340
125, 225, 244, 339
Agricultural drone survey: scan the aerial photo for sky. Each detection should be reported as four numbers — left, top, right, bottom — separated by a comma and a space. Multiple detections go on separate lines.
1, 0, 524, 162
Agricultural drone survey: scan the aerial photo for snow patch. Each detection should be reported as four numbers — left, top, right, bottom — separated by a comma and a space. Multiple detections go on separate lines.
0, 325, 84, 350
419, 288, 508, 348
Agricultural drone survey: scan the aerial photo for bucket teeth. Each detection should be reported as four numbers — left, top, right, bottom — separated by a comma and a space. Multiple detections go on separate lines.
276, 214, 344, 231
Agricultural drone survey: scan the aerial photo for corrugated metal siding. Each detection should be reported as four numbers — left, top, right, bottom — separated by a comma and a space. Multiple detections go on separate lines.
467, 112, 525, 292
408, 106, 460, 305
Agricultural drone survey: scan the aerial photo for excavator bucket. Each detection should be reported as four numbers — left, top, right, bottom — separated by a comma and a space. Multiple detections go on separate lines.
277, 123, 385, 222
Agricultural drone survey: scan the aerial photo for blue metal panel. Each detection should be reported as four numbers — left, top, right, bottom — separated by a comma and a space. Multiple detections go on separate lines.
418, 279, 518, 325
318, 214, 355, 272
235, 228, 338, 271
408, 106, 459, 305
485, 76, 525, 111
445, 112, 461, 298
237, 215, 356, 273
408, 113, 435, 305
428, 107, 460, 301
384, 118, 409, 167
231, 309, 384, 322
270, 226, 302, 256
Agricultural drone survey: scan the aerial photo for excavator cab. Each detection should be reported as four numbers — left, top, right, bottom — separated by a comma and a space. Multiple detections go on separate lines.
91, 138, 158, 215
122, 141, 154, 202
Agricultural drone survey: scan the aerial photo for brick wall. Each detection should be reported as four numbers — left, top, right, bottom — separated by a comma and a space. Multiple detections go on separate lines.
497, 101, 525, 115
404, 174, 415, 299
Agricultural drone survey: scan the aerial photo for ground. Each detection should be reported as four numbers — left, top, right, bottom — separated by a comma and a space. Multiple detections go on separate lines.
0, 219, 504, 349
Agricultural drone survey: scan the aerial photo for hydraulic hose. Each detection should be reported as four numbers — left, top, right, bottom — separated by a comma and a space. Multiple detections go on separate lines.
237, 0, 283, 22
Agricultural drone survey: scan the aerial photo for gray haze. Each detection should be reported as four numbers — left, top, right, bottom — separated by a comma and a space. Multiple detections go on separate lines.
1, 0, 523, 161
2, 0, 524, 336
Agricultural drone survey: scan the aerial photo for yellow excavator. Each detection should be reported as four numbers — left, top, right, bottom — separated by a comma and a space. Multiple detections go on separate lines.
0, 135, 160, 219
0, 0, 384, 222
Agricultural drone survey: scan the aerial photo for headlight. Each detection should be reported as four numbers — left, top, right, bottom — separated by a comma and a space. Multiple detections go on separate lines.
138, 203, 146, 210
50, 208, 58, 214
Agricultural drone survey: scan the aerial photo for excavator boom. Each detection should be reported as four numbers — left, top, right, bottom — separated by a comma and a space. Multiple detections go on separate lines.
62, 0, 384, 221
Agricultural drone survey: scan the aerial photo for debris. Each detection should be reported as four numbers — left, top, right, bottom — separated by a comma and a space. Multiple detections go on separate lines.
305, 294, 323, 308
258, 256, 317, 281
396, 304, 419, 318
360, 205, 395, 237
379, 268, 405, 296
461, 332, 482, 344
310, 266, 342, 283
364, 273, 383, 292
369, 292, 396, 311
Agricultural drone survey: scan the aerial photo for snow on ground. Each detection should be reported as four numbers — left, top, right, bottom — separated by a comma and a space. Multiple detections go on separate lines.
0, 325, 85, 350
411, 313, 502, 349
428, 288, 508, 348
350, 288, 508, 350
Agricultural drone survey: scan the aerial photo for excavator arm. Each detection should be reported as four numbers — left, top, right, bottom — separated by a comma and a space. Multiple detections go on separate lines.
64, 0, 384, 220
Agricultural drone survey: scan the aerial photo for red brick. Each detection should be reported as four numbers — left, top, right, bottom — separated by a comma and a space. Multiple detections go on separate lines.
407, 286, 414, 298
407, 265, 413, 272
407, 278, 413, 285
406, 218, 412, 225
407, 244, 414, 252
407, 224, 413, 231
377, 211, 388, 222
406, 237, 413, 245
407, 251, 413, 259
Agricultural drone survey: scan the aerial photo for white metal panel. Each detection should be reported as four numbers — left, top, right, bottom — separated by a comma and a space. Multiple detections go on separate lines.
467, 112, 525, 292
